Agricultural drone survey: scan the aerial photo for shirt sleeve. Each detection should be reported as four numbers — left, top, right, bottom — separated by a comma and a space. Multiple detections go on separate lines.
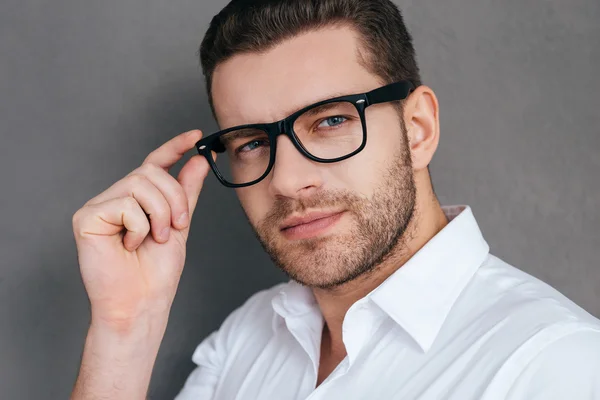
173, 285, 280, 400
506, 330, 600, 400
174, 304, 246, 400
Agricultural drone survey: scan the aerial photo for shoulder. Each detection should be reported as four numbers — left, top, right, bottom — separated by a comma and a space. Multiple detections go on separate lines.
528, 329, 600, 365
176, 283, 288, 399
189, 281, 287, 366
505, 330, 600, 399
462, 255, 600, 398
468, 254, 600, 330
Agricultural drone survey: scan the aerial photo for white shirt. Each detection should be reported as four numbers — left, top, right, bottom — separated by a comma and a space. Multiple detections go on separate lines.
175, 205, 600, 400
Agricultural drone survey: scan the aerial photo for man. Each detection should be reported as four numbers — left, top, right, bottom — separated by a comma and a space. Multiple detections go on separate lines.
70, 0, 600, 399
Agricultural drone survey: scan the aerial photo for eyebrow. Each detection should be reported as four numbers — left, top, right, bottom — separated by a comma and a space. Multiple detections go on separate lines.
286, 88, 354, 115
300, 102, 346, 118
218, 128, 267, 147
219, 90, 357, 131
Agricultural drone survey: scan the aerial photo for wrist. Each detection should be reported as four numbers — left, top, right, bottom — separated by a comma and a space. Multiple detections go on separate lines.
93, 317, 164, 339
71, 323, 165, 400
90, 303, 171, 338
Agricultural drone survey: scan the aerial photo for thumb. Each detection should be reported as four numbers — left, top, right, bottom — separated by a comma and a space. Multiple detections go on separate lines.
177, 154, 211, 233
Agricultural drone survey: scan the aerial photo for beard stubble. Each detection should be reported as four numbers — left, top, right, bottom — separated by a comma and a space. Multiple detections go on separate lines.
251, 128, 417, 289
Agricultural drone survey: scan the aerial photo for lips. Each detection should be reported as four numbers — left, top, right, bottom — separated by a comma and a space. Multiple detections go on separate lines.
281, 211, 343, 230
280, 210, 346, 240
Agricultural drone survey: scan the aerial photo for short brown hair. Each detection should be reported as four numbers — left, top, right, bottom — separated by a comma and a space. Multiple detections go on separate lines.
199, 0, 422, 116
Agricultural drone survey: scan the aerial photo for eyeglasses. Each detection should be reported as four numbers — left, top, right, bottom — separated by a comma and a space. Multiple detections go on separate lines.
195, 80, 415, 188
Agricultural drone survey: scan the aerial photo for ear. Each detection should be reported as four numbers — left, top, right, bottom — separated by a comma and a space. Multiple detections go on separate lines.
403, 85, 440, 171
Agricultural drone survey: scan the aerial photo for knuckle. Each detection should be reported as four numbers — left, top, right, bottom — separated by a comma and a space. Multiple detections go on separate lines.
72, 208, 84, 228
141, 151, 161, 166
142, 162, 161, 173
127, 173, 148, 187
123, 196, 140, 211
142, 152, 155, 164
72, 207, 93, 238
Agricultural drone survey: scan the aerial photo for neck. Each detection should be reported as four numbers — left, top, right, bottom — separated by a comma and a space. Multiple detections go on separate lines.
312, 191, 449, 357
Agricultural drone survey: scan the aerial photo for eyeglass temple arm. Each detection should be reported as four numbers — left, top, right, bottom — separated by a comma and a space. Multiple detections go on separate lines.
366, 80, 415, 106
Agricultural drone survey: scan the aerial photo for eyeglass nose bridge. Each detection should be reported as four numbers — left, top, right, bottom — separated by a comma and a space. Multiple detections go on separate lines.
276, 119, 286, 135
275, 118, 296, 141
269, 117, 310, 160
263, 119, 289, 138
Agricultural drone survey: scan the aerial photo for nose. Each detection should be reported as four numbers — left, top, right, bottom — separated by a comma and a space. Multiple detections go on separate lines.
267, 134, 323, 199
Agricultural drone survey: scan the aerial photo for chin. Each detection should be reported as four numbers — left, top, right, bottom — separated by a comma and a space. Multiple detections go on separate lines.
274, 237, 362, 288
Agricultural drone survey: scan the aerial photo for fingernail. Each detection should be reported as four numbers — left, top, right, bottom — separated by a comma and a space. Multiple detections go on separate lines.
160, 227, 170, 240
178, 212, 189, 226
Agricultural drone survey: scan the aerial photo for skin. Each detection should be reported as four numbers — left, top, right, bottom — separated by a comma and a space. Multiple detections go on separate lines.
71, 130, 210, 399
212, 25, 448, 385
70, 24, 447, 399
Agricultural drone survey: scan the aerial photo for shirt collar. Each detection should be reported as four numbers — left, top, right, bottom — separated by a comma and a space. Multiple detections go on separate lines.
369, 205, 489, 352
271, 205, 490, 353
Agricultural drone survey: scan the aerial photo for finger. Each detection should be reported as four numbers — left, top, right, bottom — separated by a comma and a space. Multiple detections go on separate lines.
87, 164, 190, 231
128, 163, 190, 230
176, 154, 211, 233
89, 174, 173, 243
73, 197, 150, 252
143, 129, 203, 170
126, 175, 173, 243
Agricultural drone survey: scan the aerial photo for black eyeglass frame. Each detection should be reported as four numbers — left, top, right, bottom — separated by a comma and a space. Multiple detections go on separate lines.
195, 80, 416, 188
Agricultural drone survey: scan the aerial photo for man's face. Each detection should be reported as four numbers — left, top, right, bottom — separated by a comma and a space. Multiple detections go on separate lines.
211, 26, 416, 289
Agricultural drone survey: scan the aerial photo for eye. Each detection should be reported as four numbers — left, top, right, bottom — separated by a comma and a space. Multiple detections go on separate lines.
237, 139, 269, 154
317, 116, 347, 128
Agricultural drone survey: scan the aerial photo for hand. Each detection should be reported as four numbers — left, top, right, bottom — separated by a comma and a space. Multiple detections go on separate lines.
72, 129, 209, 332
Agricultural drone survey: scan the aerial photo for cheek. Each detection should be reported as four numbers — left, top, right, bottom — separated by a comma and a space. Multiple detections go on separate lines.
236, 186, 272, 226
329, 126, 401, 197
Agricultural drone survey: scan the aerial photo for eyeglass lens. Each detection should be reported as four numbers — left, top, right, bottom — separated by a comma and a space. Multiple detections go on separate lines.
213, 100, 363, 185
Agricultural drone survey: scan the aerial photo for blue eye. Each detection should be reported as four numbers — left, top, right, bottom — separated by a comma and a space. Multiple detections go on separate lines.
318, 116, 347, 128
238, 139, 268, 153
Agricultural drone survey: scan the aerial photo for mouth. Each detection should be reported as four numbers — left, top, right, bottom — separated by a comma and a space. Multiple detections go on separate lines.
280, 210, 346, 240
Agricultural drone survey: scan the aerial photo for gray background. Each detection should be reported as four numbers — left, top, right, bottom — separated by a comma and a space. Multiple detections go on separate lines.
1, 0, 598, 398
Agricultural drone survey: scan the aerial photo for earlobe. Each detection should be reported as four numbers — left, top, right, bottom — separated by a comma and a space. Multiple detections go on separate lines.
405, 86, 440, 171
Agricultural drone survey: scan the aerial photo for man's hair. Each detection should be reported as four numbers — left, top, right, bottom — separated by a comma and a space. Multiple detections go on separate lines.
199, 0, 422, 116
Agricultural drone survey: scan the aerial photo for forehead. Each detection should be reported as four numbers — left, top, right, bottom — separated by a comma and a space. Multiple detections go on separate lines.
211, 25, 383, 128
